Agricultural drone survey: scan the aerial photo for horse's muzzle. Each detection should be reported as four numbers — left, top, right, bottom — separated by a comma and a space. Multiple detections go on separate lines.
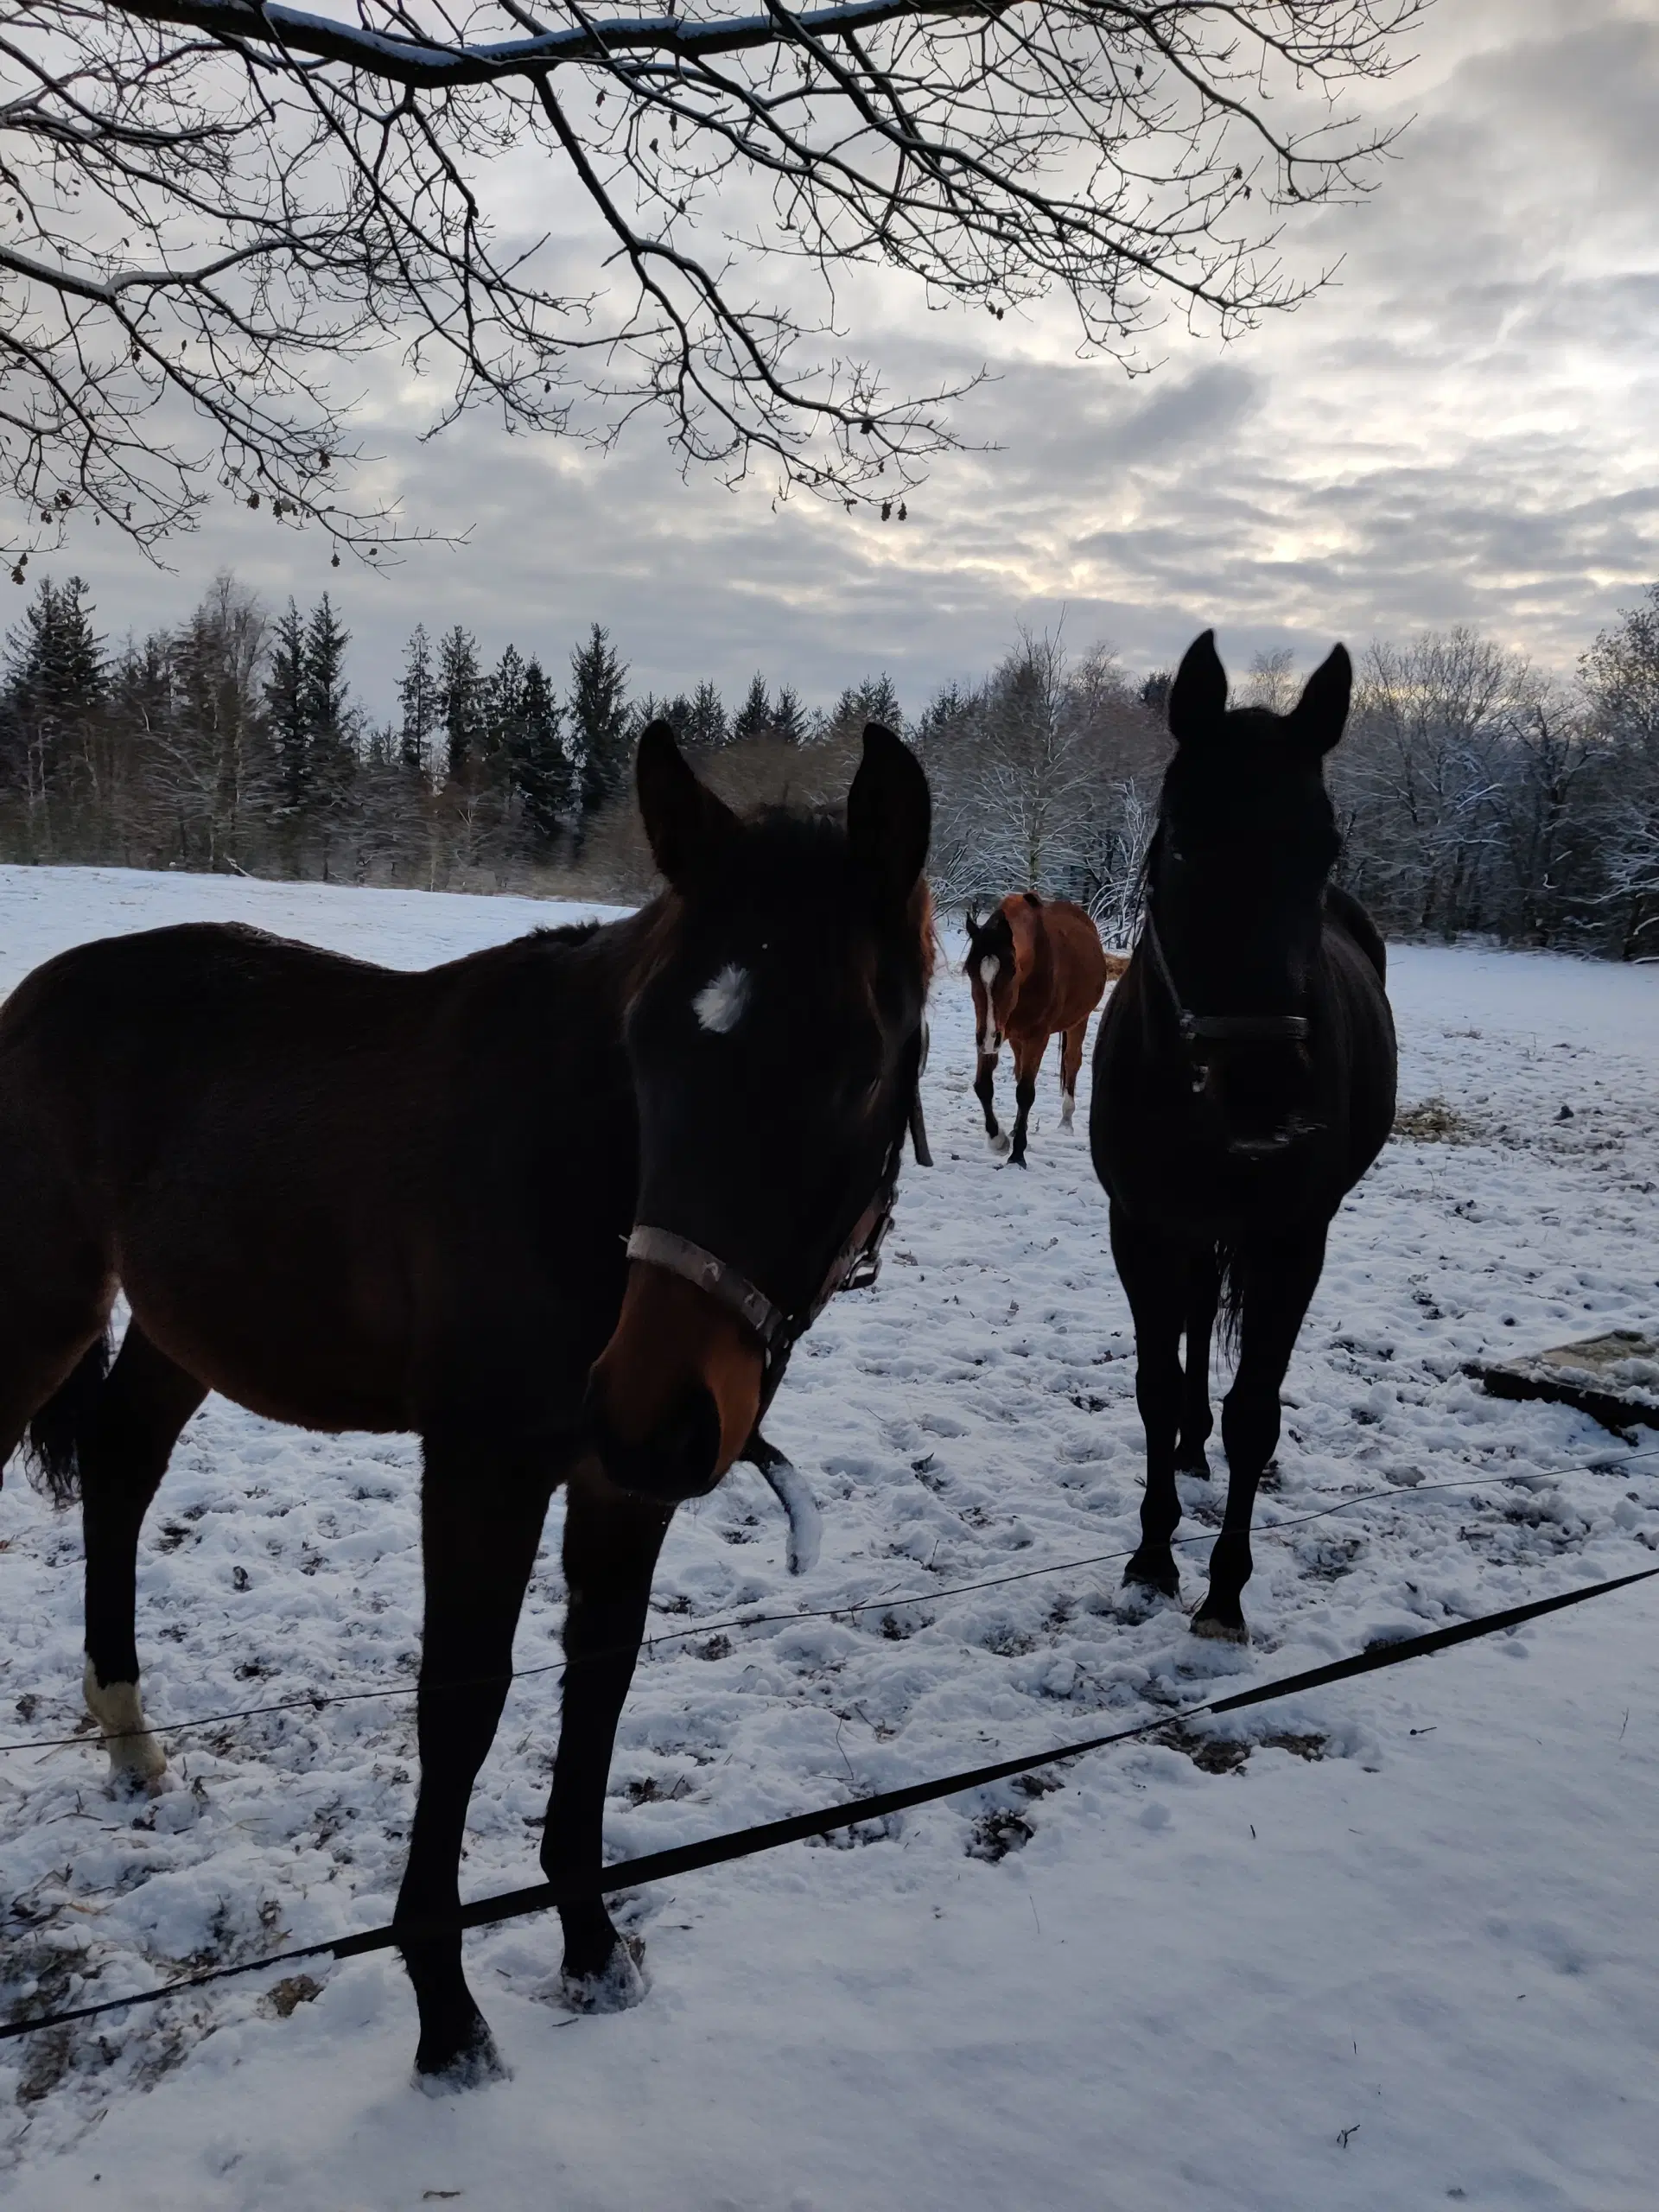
582, 1255, 764, 1504
580, 1378, 725, 1503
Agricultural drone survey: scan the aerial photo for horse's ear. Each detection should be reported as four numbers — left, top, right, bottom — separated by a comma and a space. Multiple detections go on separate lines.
1168, 631, 1227, 746
637, 720, 739, 888
1288, 644, 1351, 755
848, 723, 931, 906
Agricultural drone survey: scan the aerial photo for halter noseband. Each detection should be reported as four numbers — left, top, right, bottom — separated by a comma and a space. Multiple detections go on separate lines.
1140, 903, 1310, 1050
625, 1185, 894, 1372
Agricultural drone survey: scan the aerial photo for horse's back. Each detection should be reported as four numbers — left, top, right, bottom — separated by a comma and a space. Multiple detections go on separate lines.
0, 917, 632, 1432
1038, 898, 1110, 1021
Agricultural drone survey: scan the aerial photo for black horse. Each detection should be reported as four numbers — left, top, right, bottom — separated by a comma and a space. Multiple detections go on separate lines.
1090, 632, 1396, 1643
0, 723, 931, 2082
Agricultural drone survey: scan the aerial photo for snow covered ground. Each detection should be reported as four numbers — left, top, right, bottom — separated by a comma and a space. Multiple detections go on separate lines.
3, 862, 1658, 2210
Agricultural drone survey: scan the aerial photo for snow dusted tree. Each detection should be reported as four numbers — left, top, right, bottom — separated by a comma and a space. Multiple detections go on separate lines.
971, 629, 1080, 893
1242, 647, 1299, 714
151, 573, 266, 870
0, 3, 1427, 567
1334, 630, 1532, 937
1582, 586, 1659, 957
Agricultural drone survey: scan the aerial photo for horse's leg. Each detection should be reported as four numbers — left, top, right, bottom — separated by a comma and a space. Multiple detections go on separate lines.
1006, 1033, 1045, 1166
1058, 1016, 1088, 1130
1192, 1228, 1327, 1643
396, 1437, 554, 2084
542, 1465, 673, 2007
1111, 1203, 1186, 1599
974, 1051, 1007, 1155
79, 1324, 206, 1790
1174, 1247, 1222, 1481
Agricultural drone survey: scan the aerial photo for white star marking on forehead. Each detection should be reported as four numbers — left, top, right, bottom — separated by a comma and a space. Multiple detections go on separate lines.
694, 963, 751, 1034
979, 955, 1000, 988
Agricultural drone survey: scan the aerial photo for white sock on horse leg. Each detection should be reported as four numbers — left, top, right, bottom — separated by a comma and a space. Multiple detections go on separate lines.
84, 1658, 168, 1790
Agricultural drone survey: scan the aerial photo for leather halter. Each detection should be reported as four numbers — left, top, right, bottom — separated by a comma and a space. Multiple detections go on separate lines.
624, 1037, 917, 1375
1139, 903, 1310, 1049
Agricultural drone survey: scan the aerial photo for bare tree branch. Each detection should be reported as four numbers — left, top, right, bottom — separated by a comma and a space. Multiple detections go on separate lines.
0, 0, 1429, 563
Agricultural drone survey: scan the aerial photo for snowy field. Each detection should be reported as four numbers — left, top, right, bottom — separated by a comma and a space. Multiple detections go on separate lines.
3, 862, 1658, 2210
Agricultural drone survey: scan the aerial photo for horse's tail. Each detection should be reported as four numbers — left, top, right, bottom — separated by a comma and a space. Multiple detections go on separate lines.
23, 1330, 111, 1508
1214, 1242, 1244, 1359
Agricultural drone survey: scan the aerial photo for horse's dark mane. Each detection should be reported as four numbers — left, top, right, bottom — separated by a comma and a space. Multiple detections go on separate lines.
530, 919, 605, 949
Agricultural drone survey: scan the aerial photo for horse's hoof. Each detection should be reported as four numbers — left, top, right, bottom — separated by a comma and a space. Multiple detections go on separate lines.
413, 2018, 511, 2094
1174, 1452, 1212, 1483
560, 1933, 649, 2015
1191, 1606, 1249, 1645
85, 1665, 170, 1793
1122, 1552, 1181, 1600
988, 1130, 1010, 1156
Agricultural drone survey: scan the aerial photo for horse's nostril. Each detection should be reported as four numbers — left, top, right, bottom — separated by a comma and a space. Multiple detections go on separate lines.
653, 1385, 722, 1496
586, 1382, 724, 1501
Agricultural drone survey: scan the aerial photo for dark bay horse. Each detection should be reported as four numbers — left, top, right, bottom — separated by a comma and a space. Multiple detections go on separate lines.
1090, 633, 1395, 1642
966, 893, 1115, 1165
0, 723, 931, 2083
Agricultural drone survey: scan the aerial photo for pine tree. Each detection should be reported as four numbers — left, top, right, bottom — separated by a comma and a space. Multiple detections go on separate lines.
484, 644, 527, 788
772, 683, 807, 745
302, 595, 350, 747
514, 656, 570, 843
828, 673, 902, 742
438, 625, 482, 784
263, 599, 309, 819
1, 575, 106, 837
687, 679, 728, 749
569, 622, 632, 821
733, 671, 772, 745
397, 624, 437, 778
302, 594, 357, 838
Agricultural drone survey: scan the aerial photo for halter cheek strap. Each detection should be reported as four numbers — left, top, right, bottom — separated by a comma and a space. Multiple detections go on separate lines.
1140, 905, 1310, 1046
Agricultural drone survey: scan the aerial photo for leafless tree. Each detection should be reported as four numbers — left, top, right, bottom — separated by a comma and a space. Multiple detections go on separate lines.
1581, 585, 1659, 957
1, 2, 1426, 563
1335, 629, 1533, 937
145, 573, 266, 868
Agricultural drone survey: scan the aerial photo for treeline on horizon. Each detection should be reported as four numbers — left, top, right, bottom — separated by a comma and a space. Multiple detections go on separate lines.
2, 573, 1656, 960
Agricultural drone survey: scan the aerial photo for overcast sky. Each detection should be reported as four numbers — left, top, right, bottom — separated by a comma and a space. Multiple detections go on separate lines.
40, 0, 1659, 722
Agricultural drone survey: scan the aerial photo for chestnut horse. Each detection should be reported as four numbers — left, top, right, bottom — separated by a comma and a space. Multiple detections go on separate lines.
965, 893, 1116, 1165
1090, 633, 1395, 1643
0, 723, 931, 2084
